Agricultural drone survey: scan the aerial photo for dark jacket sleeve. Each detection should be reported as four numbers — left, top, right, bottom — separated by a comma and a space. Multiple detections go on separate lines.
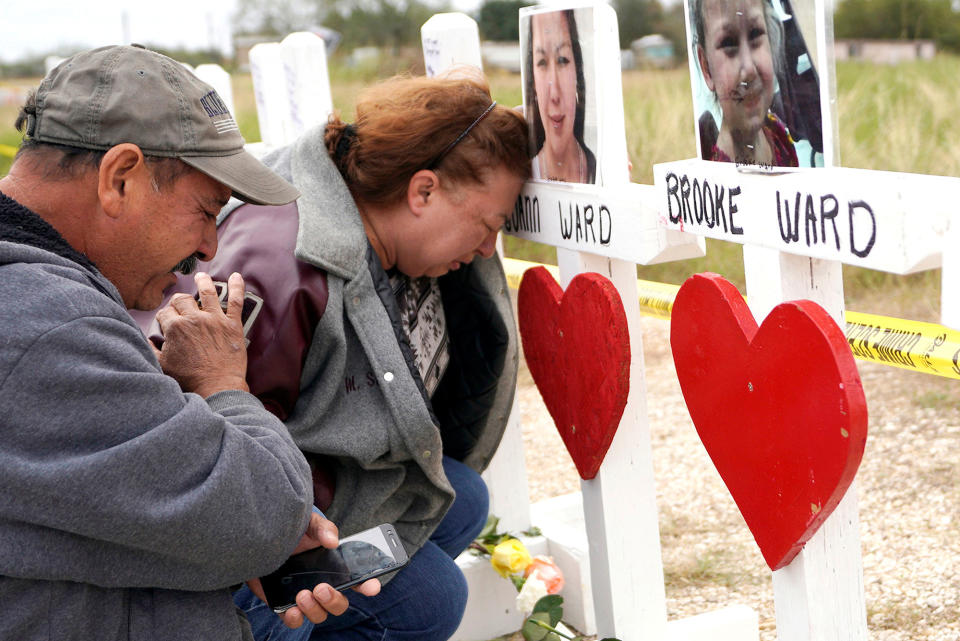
134, 202, 338, 508
0, 311, 313, 591
136, 202, 329, 422
432, 261, 510, 460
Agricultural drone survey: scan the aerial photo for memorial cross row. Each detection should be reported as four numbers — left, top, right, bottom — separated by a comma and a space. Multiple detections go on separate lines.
236, 4, 957, 638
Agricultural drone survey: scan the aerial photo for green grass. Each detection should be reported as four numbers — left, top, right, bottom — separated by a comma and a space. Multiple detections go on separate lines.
0, 77, 34, 176
663, 549, 746, 590
836, 57, 960, 175
914, 390, 953, 409
5, 55, 960, 318
911, 372, 960, 409
866, 599, 956, 632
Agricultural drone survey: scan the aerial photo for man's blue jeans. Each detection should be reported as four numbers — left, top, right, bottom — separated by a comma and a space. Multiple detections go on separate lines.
233, 456, 489, 641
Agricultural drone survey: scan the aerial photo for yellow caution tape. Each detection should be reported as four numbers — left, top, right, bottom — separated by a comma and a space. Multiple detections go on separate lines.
635, 279, 677, 321
845, 312, 960, 380
504, 257, 680, 322
0, 144, 17, 158
502, 257, 960, 380
503, 258, 558, 291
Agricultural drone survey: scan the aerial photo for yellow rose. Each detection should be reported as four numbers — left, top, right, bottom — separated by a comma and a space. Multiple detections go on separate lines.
490, 538, 532, 578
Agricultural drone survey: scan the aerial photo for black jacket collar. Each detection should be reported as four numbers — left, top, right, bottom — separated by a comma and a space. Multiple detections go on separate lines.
0, 190, 98, 272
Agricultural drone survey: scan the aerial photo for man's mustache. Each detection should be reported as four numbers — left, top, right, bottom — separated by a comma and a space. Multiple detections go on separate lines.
173, 255, 199, 275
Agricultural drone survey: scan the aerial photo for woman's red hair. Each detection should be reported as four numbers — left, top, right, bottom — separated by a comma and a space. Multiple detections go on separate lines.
325, 74, 530, 206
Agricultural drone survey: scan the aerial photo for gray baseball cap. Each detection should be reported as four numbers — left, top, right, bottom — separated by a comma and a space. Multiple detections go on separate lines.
23, 45, 299, 206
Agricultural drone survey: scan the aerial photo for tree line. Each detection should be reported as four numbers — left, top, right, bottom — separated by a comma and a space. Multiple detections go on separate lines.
834, 0, 960, 51
230, 0, 688, 59
232, 0, 960, 56
233, 0, 442, 52
478, 0, 685, 54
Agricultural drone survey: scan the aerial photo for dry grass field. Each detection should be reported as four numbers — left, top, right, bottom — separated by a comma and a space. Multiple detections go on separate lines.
3, 58, 949, 316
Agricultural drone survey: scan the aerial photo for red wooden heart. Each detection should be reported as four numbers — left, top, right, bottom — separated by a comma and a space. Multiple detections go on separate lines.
517, 267, 631, 480
670, 273, 868, 570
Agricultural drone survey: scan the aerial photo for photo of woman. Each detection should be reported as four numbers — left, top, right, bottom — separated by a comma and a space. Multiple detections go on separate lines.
691, 0, 825, 168
524, 8, 597, 184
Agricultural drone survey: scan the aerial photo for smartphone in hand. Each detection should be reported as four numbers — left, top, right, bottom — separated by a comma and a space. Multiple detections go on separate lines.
260, 523, 408, 613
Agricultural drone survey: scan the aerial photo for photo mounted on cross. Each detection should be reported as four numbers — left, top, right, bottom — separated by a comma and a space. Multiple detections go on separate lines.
521, 5, 599, 184
685, 0, 832, 169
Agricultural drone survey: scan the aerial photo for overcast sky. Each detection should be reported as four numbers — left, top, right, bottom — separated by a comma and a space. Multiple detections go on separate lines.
1, 0, 485, 63
1, 1, 235, 62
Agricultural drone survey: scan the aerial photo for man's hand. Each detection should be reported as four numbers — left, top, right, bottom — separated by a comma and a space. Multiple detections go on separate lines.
248, 512, 381, 628
154, 272, 248, 397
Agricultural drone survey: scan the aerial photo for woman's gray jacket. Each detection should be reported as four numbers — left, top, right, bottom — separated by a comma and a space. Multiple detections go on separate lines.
151, 125, 519, 554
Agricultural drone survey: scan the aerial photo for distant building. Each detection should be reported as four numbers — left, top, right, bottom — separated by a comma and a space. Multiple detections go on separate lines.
234, 28, 341, 71
631, 34, 675, 69
348, 46, 380, 68
481, 41, 521, 73
835, 39, 935, 64
234, 35, 275, 71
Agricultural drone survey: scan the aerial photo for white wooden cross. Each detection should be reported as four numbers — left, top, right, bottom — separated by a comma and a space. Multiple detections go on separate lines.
650, 155, 960, 641
247, 32, 334, 151
654, 0, 958, 633
424, 3, 958, 641
425, 6, 757, 641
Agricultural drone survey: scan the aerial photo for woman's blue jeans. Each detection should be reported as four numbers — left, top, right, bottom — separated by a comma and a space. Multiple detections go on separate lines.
233, 456, 489, 641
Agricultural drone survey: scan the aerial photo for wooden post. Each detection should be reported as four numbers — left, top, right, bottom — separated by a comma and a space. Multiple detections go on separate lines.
193, 64, 235, 117
280, 32, 334, 140
746, 0, 865, 615
942, 220, 960, 331
743, 248, 868, 641
519, 5, 748, 639
529, 4, 670, 637
247, 33, 334, 151
248, 42, 292, 148
562, 251, 669, 640
649, 153, 956, 641
421, 13, 483, 77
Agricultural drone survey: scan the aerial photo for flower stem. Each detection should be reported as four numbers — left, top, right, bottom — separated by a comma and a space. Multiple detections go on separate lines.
528, 618, 577, 640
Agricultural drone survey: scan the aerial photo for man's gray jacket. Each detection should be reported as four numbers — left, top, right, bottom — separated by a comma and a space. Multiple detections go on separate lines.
0, 191, 314, 640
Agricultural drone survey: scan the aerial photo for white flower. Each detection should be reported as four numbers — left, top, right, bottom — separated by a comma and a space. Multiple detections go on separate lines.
515, 575, 548, 613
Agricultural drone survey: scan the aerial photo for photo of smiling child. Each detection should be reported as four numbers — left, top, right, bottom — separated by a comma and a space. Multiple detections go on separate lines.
690, 0, 825, 168
522, 7, 598, 184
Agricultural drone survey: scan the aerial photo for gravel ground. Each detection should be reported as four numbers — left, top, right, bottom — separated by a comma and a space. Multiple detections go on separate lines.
516, 315, 960, 641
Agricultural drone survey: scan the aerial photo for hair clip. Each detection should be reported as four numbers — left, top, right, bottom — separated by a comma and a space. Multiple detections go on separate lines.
427, 101, 497, 169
